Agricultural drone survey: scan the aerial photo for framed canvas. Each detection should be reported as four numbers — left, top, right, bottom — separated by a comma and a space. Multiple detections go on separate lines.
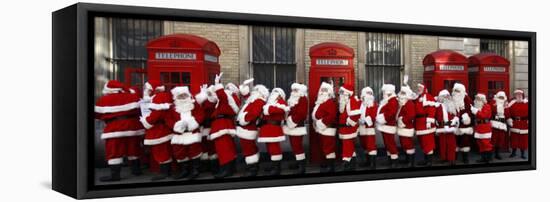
52, 3, 536, 199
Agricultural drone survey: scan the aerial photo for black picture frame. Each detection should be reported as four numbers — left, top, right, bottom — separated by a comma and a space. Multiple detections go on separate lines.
52, 3, 536, 199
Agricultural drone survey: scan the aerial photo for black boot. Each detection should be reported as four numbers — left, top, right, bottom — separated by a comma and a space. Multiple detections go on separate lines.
187, 159, 201, 180
405, 154, 415, 167
520, 150, 527, 159
509, 149, 517, 158
486, 152, 493, 163
210, 159, 219, 174
173, 161, 190, 179
295, 160, 306, 174
320, 159, 335, 173
476, 152, 486, 163
494, 147, 502, 160
100, 164, 121, 182
214, 160, 234, 179
288, 160, 299, 170
368, 155, 377, 169
390, 158, 398, 168
151, 163, 171, 181
462, 152, 470, 164
343, 159, 355, 171
129, 159, 142, 176
244, 163, 259, 177
418, 154, 433, 167
268, 161, 281, 176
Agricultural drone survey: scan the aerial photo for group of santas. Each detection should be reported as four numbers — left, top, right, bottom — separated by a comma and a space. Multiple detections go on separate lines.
94, 72, 310, 181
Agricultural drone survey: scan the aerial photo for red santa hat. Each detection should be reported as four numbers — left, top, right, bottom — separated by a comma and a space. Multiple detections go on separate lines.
291, 83, 308, 95
253, 84, 270, 99
438, 89, 450, 97
340, 84, 354, 96
102, 80, 126, 94
271, 87, 286, 100
145, 80, 165, 92
514, 89, 524, 95
171, 86, 193, 100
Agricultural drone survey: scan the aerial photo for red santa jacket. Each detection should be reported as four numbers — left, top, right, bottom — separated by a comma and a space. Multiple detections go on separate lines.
414, 93, 436, 135
312, 98, 338, 136
165, 102, 205, 145
283, 96, 308, 136
397, 99, 416, 137
490, 100, 510, 131
236, 97, 266, 140
95, 92, 144, 140
338, 96, 361, 138
434, 103, 458, 134
258, 98, 288, 142
140, 92, 173, 145
359, 101, 378, 136
376, 95, 398, 134
507, 99, 529, 134
209, 84, 241, 140
473, 103, 492, 139
456, 95, 474, 135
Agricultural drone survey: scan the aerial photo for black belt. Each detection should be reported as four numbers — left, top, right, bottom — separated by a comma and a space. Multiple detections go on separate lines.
416, 115, 427, 118
438, 121, 452, 126
107, 115, 134, 122
513, 117, 527, 121
265, 120, 282, 125
493, 118, 506, 122
216, 115, 235, 119
476, 119, 490, 124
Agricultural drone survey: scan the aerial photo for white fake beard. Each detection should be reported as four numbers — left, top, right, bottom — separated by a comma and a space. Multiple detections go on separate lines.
267, 92, 280, 105
174, 98, 194, 113
474, 99, 484, 109
316, 92, 330, 105
452, 92, 465, 110
398, 94, 409, 106
287, 92, 301, 107
443, 99, 457, 115
495, 98, 505, 116
362, 95, 374, 107
339, 95, 349, 113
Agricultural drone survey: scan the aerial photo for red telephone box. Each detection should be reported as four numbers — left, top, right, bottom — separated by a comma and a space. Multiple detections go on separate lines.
308, 42, 355, 162
468, 53, 510, 99
423, 50, 469, 95
146, 34, 221, 94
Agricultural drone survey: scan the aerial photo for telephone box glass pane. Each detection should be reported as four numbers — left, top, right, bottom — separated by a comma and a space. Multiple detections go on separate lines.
161, 72, 170, 83
182, 72, 191, 85
488, 81, 504, 99
171, 72, 180, 83
444, 80, 460, 92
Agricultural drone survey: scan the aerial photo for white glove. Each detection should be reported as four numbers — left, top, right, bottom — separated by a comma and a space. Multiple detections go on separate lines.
471, 106, 479, 115
173, 120, 186, 133
346, 117, 357, 127
397, 117, 405, 128
316, 119, 327, 130
243, 78, 254, 85
507, 118, 513, 127
462, 113, 471, 125
365, 116, 373, 127
200, 84, 207, 94
214, 72, 223, 85
238, 112, 249, 126
451, 117, 459, 126
286, 116, 297, 128
376, 114, 386, 125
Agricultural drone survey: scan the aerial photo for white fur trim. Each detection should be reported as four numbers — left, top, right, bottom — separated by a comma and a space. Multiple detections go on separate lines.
286, 116, 297, 128
390, 154, 399, 159
127, 156, 138, 160
226, 91, 240, 114
239, 84, 250, 97
510, 128, 529, 134
376, 114, 387, 125
176, 157, 189, 163
339, 132, 358, 139
238, 111, 250, 126
397, 128, 415, 137
283, 126, 307, 136
95, 102, 139, 114
368, 150, 377, 155
436, 126, 457, 134
143, 134, 174, 145
209, 154, 218, 160
236, 126, 258, 140
474, 132, 492, 139
348, 109, 361, 116
209, 129, 237, 140
460, 147, 471, 152
245, 152, 260, 164
140, 116, 153, 129
406, 149, 416, 154
107, 158, 123, 165
316, 127, 337, 136
422, 100, 437, 107
101, 129, 145, 139
491, 120, 508, 131
426, 117, 435, 124
326, 152, 336, 159
461, 113, 471, 125
456, 127, 474, 135
214, 83, 224, 91
295, 153, 306, 161
257, 136, 286, 143
346, 117, 358, 127
201, 127, 211, 137
316, 119, 327, 130
200, 153, 209, 160
191, 152, 203, 160
271, 154, 283, 161
187, 117, 200, 131
359, 125, 376, 136
195, 91, 208, 105
377, 124, 397, 134
148, 103, 171, 110
171, 132, 202, 145
416, 128, 436, 136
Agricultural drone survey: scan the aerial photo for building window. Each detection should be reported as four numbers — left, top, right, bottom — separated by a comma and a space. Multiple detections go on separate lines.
480, 39, 508, 58
251, 26, 296, 94
365, 33, 403, 100
111, 18, 163, 85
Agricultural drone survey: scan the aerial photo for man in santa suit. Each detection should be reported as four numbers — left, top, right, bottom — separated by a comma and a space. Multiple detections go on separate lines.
376, 84, 399, 168
139, 80, 174, 181
414, 83, 437, 166
471, 93, 493, 163
236, 84, 269, 177
490, 91, 510, 160
337, 84, 362, 171
396, 84, 416, 167
194, 84, 219, 173
94, 80, 144, 182
358, 87, 378, 169
507, 89, 529, 159
452, 83, 474, 164
165, 86, 205, 180
312, 82, 338, 173
259, 88, 289, 176
435, 90, 460, 165
283, 83, 309, 174
209, 73, 241, 178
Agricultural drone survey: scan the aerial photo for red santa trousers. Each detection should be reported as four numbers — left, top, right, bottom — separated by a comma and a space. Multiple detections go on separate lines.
240, 138, 259, 164
319, 135, 336, 159
417, 133, 435, 154
150, 141, 172, 164
289, 136, 305, 161
104, 136, 142, 165
456, 135, 472, 152
172, 143, 202, 162
510, 133, 528, 150
213, 134, 237, 165
399, 136, 415, 154
341, 138, 356, 161
491, 129, 506, 149
476, 138, 493, 153
265, 142, 283, 161
382, 132, 399, 158
359, 135, 377, 155
438, 133, 456, 161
